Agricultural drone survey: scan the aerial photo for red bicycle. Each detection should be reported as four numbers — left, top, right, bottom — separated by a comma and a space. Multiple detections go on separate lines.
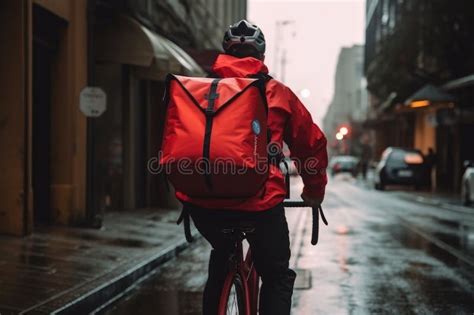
216, 201, 328, 315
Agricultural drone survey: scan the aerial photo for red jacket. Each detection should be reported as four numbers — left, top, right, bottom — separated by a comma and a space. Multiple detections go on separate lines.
175, 54, 328, 211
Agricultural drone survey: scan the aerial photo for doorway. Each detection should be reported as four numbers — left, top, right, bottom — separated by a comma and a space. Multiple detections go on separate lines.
32, 5, 65, 225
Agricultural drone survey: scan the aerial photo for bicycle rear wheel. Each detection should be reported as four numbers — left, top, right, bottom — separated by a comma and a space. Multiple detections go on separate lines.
219, 273, 246, 315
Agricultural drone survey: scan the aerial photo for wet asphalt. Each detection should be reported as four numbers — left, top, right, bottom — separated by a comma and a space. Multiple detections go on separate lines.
98, 175, 474, 315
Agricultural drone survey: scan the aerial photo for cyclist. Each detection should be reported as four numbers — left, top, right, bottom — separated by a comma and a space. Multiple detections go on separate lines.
181, 20, 328, 315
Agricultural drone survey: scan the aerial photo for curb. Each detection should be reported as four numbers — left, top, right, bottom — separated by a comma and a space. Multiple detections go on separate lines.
23, 236, 196, 315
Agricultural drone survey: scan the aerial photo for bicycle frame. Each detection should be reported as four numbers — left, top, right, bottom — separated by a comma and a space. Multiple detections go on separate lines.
176, 174, 327, 314
217, 231, 259, 315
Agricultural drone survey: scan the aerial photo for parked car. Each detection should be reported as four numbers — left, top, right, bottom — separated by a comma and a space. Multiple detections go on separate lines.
461, 160, 474, 206
374, 147, 427, 190
329, 155, 360, 177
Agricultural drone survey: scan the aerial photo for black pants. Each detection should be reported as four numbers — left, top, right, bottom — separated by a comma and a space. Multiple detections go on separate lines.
185, 203, 296, 315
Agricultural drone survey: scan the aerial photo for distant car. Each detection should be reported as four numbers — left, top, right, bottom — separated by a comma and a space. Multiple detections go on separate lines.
461, 160, 474, 206
374, 147, 427, 190
329, 156, 360, 177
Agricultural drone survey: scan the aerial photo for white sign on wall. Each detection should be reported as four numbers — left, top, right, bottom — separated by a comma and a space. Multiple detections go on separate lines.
80, 87, 107, 117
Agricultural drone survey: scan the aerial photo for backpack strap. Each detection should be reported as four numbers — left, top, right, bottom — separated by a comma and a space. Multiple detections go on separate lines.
202, 78, 222, 190
176, 207, 194, 243
251, 72, 273, 82
251, 73, 285, 167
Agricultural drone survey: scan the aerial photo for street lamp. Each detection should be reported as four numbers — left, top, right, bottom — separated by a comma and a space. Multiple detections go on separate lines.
300, 88, 311, 99
274, 20, 295, 82
336, 132, 344, 141
340, 126, 349, 136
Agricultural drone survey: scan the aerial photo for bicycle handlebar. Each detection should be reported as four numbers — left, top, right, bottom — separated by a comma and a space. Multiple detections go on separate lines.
282, 201, 306, 207
283, 201, 328, 246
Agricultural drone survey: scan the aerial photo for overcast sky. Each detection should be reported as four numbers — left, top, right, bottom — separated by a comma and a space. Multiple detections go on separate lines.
248, 0, 365, 125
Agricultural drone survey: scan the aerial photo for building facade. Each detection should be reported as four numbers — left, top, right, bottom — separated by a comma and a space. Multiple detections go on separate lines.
0, 0, 89, 235
364, 0, 474, 192
323, 45, 368, 157
0, 0, 247, 236
89, 0, 247, 222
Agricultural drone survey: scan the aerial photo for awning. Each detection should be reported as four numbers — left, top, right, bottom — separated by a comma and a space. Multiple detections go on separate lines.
404, 84, 455, 106
95, 15, 205, 79
185, 49, 221, 73
376, 91, 397, 115
443, 74, 474, 90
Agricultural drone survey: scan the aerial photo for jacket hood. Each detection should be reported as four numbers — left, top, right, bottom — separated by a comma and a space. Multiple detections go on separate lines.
212, 54, 269, 78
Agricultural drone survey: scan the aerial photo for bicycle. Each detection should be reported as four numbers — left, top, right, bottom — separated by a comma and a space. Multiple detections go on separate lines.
216, 201, 328, 315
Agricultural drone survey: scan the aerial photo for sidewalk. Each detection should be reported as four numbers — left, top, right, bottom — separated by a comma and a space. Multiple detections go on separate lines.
0, 208, 192, 315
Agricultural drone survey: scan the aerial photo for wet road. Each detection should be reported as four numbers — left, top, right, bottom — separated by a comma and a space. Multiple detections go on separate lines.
98, 176, 474, 314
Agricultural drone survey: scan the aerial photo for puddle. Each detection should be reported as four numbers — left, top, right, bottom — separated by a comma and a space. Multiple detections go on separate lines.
107, 238, 158, 248
420, 217, 474, 257
390, 220, 474, 288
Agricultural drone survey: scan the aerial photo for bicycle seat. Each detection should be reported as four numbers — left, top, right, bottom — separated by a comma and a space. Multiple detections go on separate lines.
221, 224, 255, 235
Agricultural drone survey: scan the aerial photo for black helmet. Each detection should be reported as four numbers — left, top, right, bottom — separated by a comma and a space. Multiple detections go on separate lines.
222, 20, 266, 59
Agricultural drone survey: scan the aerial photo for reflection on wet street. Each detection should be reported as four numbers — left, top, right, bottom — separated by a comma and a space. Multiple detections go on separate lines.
100, 176, 474, 314
98, 238, 209, 315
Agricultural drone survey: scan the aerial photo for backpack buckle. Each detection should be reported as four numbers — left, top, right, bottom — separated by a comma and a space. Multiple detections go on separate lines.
205, 108, 215, 117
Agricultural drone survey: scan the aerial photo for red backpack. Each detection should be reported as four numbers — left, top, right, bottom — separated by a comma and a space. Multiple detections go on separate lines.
160, 74, 269, 198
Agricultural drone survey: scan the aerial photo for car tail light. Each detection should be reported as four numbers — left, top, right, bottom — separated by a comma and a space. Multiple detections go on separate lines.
334, 163, 341, 171
404, 153, 423, 164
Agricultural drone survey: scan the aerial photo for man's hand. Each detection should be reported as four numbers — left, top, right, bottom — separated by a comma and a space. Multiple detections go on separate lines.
301, 192, 324, 207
